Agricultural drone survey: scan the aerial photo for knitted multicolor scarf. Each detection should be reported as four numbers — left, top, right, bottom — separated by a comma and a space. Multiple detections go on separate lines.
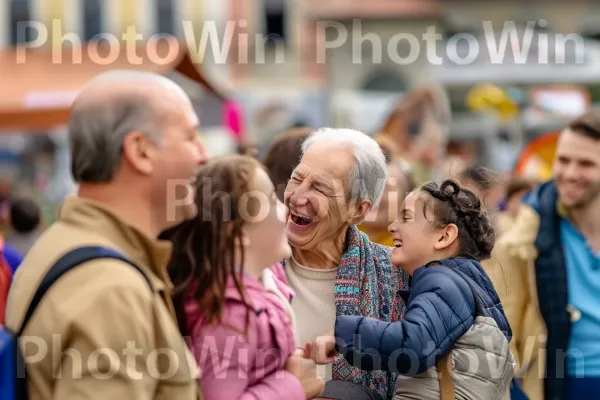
332, 225, 410, 399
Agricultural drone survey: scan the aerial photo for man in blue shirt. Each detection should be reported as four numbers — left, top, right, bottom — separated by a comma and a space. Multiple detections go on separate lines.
496, 110, 600, 400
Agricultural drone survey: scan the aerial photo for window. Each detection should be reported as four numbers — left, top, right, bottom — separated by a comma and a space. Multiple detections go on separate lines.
586, 83, 600, 104
9, 0, 32, 44
83, 0, 103, 41
362, 71, 408, 93
586, 32, 600, 41
263, 0, 286, 44
155, 0, 175, 35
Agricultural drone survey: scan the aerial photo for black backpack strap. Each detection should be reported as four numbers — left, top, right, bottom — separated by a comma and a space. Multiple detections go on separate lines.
18, 246, 151, 336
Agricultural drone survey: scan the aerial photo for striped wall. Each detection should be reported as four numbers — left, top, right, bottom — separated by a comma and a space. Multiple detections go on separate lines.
0, 0, 228, 49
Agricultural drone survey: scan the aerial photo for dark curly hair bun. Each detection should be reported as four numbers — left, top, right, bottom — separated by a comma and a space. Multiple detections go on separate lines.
421, 179, 495, 261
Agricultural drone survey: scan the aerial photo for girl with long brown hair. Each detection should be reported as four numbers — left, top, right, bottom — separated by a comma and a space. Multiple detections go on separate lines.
162, 154, 323, 400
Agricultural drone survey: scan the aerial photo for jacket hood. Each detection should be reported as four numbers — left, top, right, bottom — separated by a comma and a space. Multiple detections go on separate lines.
442, 257, 512, 341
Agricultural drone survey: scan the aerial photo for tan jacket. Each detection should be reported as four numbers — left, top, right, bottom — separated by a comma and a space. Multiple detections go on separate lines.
394, 316, 515, 400
492, 205, 547, 400
6, 196, 201, 400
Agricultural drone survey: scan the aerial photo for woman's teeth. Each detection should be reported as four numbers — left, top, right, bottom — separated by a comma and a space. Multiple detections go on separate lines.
291, 211, 313, 226
393, 240, 403, 248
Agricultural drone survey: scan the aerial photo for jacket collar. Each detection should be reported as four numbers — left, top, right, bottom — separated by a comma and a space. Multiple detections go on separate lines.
58, 196, 173, 293
223, 273, 266, 313
557, 201, 569, 219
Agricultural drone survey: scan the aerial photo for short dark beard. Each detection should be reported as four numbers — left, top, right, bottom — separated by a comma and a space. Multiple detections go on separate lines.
568, 180, 600, 210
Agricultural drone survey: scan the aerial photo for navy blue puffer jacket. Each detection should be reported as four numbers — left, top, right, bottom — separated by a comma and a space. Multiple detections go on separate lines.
335, 257, 512, 376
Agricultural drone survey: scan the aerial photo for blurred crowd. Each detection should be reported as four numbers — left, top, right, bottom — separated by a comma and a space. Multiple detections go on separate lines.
1, 70, 600, 400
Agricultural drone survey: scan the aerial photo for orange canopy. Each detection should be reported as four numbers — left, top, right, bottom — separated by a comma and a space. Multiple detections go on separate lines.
0, 37, 229, 132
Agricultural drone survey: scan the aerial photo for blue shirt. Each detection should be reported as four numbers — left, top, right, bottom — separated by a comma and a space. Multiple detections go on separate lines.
561, 220, 600, 377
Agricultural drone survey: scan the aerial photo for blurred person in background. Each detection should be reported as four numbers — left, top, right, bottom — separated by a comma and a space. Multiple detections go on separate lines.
263, 127, 312, 202
445, 164, 533, 400
495, 110, 600, 400
0, 230, 12, 326
456, 164, 517, 387
498, 176, 540, 235
0, 190, 15, 325
438, 139, 478, 181
6, 70, 206, 400
0, 234, 22, 275
0, 191, 24, 273
503, 176, 541, 217
457, 166, 538, 237
376, 86, 451, 185
284, 128, 409, 399
162, 155, 324, 400
359, 136, 415, 247
458, 165, 506, 214
6, 196, 41, 257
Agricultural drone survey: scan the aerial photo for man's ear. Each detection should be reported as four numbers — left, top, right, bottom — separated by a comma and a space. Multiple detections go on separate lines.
122, 131, 154, 175
434, 223, 459, 251
347, 200, 372, 225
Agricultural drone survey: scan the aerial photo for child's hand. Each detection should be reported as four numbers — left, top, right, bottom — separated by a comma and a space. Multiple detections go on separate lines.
285, 349, 325, 399
310, 333, 337, 365
301, 342, 312, 359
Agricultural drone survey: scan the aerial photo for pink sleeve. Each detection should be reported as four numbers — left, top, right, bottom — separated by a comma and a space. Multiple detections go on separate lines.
189, 301, 305, 400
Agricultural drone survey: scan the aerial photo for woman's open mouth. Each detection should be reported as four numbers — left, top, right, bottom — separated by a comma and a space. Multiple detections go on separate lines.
393, 240, 403, 248
290, 211, 314, 227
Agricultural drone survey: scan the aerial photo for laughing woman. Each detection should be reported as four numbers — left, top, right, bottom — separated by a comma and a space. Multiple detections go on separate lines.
282, 128, 410, 400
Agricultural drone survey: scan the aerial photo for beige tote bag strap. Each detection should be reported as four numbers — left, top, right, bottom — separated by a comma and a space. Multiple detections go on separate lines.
437, 350, 455, 400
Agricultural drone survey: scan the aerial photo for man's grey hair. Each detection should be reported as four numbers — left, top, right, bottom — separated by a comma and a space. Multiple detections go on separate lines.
68, 70, 183, 183
301, 128, 388, 206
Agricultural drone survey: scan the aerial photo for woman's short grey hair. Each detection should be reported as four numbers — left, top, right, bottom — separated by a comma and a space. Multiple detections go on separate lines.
301, 128, 388, 206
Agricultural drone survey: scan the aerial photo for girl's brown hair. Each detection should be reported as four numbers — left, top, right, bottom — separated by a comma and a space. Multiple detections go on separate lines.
161, 154, 263, 335
420, 179, 495, 261
262, 127, 312, 202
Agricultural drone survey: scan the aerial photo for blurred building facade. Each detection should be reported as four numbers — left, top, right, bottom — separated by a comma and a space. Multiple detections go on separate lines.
222, 0, 600, 162
0, 0, 235, 222
1, 0, 220, 46
3, 0, 600, 172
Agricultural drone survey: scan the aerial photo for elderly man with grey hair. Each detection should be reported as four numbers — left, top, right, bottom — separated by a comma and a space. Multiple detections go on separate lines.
6, 70, 207, 400
284, 128, 410, 399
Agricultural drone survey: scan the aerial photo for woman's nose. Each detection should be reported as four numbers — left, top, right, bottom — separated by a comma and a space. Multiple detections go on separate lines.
294, 196, 309, 206
289, 186, 309, 207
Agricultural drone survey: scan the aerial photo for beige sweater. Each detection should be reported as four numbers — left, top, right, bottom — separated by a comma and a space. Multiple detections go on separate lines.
285, 256, 337, 381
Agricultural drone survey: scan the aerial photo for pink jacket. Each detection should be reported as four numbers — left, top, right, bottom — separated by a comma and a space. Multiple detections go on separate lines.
185, 263, 305, 400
